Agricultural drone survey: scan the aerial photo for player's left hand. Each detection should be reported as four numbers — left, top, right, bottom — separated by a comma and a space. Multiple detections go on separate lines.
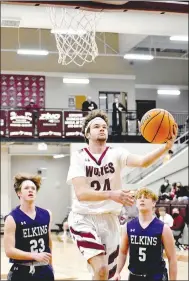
165, 123, 178, 150
113, 272, 121, 280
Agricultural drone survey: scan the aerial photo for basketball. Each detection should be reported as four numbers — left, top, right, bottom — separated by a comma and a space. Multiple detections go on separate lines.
140, 109, 176, 144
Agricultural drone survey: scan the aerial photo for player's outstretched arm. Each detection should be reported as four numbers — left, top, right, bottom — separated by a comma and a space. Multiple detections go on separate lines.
113, 227, 129, 280
4, 215, 51, 263
72, 177, 134, 206
162, 224, 177, 280
126, 124, 178, 168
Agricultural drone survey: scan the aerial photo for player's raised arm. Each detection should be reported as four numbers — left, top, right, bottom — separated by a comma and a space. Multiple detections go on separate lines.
125, 124, 177, 168
162, 224, 177, 280
72, 176, 134, 206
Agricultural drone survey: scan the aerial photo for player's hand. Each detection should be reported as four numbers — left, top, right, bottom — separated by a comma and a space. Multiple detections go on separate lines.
113, 272, 121, 280
32, 252, 52, 263
165, 123, 178, 150
110, 190, 134, 206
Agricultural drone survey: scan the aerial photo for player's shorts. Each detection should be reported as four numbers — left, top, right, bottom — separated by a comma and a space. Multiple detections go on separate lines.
68, 211, 121, 279
128, 268, 168, 281
7, 264, 54, 281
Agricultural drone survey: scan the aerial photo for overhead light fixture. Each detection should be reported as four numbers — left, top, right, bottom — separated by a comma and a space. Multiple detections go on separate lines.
99, 96, 107, 99
170, 36, 188, 42
17, 49, 49, 56
124, 54, 154, 60
63, 78, 90, 84
53, 154, 65, 159
157, 90, 180, 96
38, 143, 48, 150
51, 29, 86, 35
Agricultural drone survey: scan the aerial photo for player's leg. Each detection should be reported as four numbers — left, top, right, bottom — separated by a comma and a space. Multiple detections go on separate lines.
88, 253, 109, 280
63, 221, 69, 241
68, 211, 107, 279
106, 215, 121, 280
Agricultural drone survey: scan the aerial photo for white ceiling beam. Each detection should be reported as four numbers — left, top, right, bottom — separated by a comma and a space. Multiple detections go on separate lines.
1, 4, 188, 36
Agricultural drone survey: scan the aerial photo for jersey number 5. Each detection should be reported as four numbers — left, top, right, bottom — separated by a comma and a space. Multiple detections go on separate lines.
30, 238, 45, 253
139, 247, 146, 262
91, 178, 111, 191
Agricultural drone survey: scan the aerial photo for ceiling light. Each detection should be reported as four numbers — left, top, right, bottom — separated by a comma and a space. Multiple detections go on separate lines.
17, 49, 49, 55
38, 143, 48, 150
170, 36, 188, 42
53, 154, 65, 159
63, 78, 89, 84
124, 54, 154, 60
157, 90, 180, 96
99, 96, 107, 99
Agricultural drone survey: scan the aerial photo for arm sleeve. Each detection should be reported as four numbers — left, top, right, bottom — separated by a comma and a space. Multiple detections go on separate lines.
66, 151, 86, 185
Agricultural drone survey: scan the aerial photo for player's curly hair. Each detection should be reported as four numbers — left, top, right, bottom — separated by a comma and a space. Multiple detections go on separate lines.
135, 187, 158, 202
14, 173, 42, 194
82, 109, 109, 144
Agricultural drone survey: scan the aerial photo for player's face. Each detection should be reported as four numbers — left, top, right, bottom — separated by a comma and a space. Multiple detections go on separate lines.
136, 194, 155, 212
18, 180, 37, 202
88, 119, 108, 142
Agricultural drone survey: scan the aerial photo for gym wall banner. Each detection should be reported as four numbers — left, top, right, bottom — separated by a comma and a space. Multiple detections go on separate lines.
8, 110, 34, 137
0, 110, 6, 136
38, 111, 63, 138
0, 74, 45, 108
64, 111, 88, 138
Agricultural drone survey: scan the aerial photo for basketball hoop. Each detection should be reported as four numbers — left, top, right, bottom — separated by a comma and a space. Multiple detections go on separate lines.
48, 7, 101, 67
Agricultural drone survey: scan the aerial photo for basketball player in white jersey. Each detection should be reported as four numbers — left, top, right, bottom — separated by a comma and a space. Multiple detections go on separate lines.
67, 110, 177, 280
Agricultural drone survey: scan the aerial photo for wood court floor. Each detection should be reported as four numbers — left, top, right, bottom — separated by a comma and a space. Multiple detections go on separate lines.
1, 234, 188, 280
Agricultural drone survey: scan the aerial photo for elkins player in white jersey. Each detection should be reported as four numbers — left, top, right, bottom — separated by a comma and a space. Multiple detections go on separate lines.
67, 109, 177, 280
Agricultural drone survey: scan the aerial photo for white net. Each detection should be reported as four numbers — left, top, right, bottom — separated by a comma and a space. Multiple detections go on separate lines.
48, 7, 100, 67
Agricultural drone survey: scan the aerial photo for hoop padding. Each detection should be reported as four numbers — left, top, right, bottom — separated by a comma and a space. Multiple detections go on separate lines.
48, 7, 100, 66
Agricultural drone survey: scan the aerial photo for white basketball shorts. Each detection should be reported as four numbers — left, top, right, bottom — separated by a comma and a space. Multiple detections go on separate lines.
68, 211, 121, 279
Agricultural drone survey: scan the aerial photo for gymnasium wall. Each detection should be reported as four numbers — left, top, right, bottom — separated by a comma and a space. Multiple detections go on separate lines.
135, 89, 188, 113
134, 59, 188, 85
45, 75, 188, 112
46, 77, 136, 110
2, 57, 188, 112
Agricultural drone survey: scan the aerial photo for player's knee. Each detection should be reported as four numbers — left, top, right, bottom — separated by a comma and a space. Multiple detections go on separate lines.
95, 264, 109, 278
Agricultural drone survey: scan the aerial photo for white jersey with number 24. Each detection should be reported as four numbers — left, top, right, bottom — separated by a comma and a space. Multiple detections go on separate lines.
67, 146, 130, 215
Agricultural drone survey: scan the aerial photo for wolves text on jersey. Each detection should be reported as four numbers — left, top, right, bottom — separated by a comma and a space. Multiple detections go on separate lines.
22, 225, 48, 238
130, 235, 158, 246
86, 162, 115, 177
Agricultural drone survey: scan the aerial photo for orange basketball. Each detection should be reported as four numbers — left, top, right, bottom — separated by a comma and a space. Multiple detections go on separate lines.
140, 109, 176, 144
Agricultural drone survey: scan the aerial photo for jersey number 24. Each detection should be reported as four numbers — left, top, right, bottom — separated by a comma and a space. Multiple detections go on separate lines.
91, 178, 111, 191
